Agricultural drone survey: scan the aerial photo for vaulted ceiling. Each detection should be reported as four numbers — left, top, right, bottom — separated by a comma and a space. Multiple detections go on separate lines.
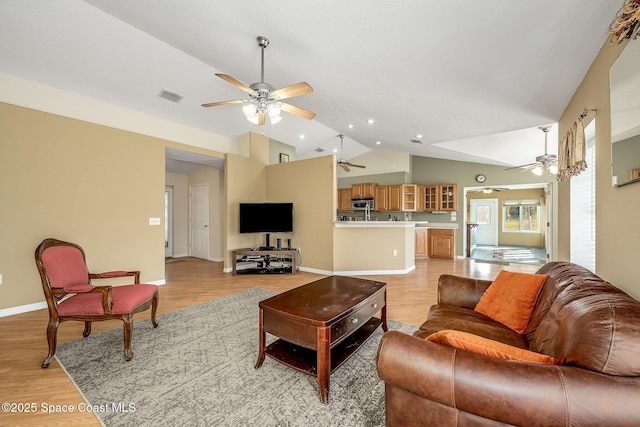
0, 1, 621, 167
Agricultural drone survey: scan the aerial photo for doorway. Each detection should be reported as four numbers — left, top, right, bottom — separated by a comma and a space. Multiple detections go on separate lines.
189, 183, 209, 259
189, 184, 209, 259
470, 198, 498, 245
165, 186, 173, 257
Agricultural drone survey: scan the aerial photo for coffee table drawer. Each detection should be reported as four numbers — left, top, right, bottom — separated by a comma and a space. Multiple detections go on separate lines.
331, 290, 385, 344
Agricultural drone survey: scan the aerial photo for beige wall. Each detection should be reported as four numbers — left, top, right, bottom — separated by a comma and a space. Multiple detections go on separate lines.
266, 156, 337, 272
558, 39, 640, 299
165, 172, 189, 257
333, 226, 415, 272
0, 103, 166, 310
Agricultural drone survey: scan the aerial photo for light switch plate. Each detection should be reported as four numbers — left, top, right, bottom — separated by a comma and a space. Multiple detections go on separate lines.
149, 217, 161, 225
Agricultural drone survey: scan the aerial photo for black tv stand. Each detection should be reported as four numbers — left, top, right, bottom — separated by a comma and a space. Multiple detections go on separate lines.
232, 248, 298, 275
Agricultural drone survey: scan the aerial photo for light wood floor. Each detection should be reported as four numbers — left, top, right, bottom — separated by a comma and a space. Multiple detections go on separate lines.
0, 257, 537, 426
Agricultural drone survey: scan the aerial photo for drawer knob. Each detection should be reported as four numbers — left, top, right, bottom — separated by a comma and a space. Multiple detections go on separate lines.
372, 303, 378, 309
350, 318, 359, 324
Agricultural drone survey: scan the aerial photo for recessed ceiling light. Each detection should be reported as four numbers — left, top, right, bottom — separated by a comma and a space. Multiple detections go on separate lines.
415, 134, 423, 139
347, 124, 355, 129
375, 141, 382, 145
299, 134, 305, 140
333, 148, 338, 153
367, 119, 375, 125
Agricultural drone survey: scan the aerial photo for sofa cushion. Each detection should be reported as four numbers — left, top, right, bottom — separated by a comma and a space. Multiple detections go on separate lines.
426, 329, 558, 364
530, 279, 640, 376
474, 270, 548, 334
414, 304, 528, 349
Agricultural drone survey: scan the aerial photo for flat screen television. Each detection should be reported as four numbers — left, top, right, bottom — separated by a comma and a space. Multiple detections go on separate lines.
239, 202, 294, 234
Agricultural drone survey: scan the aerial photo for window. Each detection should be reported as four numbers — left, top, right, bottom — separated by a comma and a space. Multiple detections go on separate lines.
502, 199, 540, 233
570, 120, 596, 271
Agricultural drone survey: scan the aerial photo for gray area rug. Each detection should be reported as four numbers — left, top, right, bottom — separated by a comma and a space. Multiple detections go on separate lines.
56, 288, 416, 427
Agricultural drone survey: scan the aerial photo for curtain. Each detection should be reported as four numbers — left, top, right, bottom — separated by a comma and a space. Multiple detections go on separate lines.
609, 0, 640, 44
558, 120, 587, 182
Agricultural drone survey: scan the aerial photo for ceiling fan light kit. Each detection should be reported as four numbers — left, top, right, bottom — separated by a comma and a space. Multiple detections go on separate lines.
202, 36, 315, 125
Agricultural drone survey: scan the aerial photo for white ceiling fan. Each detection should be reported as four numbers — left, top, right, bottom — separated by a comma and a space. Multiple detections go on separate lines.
201, 36, 316, 125
469, 187, 509, 194
336, 134, 366, 172
506, 126, 558, 175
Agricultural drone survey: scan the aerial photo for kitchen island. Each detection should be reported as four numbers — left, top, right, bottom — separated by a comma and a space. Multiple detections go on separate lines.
332, 221, 458, 275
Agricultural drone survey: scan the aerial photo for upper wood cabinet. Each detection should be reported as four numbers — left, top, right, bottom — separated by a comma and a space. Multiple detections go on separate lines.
374, 186, 388, 211
419, 184, 457, 212
439, 184, 457, 211
338, 188, 352, 211
352, 182, 377, 199
388, 184, 418, 212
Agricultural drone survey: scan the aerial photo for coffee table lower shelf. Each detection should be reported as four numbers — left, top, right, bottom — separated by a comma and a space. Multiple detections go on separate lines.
264, 317, 382, 376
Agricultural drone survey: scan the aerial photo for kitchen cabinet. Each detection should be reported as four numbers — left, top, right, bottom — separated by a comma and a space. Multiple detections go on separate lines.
351, 182, 377, 199
420, 186, 438, 211
439, 184, 457, 211
415, 228, 427, 259
388, 184, 417, 212
428, 228, 455, 259
338, 188, 352, 211
374, 186, 388, 211
420, 184, 457, 212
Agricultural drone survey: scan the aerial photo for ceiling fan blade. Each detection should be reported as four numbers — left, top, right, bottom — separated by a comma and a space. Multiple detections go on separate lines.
215, 73, 252, 93
280, 103, 316, 120
346, 162, 366, 169
506, 162, 540, 170
201, 99, 244, 108
271, 82, 313, 100
340, 163, 350, 172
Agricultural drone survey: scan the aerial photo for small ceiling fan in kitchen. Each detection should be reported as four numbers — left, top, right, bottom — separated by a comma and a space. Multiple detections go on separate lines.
201, 36, 316, 125
336, 134, 366, 172
469, 187, 509, 194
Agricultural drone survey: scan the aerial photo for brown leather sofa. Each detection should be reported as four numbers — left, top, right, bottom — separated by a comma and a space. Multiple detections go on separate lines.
377, 261, 640, 426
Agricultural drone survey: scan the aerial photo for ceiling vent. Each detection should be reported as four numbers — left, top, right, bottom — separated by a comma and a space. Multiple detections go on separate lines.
158, 89, 184, 103
315, 147, 325, 153
410, 139, 423, 144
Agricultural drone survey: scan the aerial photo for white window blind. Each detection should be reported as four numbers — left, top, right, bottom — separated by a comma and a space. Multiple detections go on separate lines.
570, 121, 596, 272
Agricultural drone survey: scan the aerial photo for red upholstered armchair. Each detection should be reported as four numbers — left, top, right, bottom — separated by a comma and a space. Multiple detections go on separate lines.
35, 238, 159, 368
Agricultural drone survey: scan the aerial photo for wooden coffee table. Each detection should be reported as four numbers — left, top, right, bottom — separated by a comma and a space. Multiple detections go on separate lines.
255, 275, 387, 403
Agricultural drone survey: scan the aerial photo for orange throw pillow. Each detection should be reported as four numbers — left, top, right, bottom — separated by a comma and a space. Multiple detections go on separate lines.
474, 270, 548, 333
426, 330, 557, 365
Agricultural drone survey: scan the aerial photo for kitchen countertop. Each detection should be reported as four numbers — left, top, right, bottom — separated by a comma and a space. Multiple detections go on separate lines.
334, 221, 458, 229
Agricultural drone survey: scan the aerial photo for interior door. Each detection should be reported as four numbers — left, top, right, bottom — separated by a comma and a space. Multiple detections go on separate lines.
189, 183, 209, 259
470, 198, 498, 246
165, 186, 173, 257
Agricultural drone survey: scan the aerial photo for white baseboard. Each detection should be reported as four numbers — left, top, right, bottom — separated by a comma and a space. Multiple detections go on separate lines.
0, 301, 47, 317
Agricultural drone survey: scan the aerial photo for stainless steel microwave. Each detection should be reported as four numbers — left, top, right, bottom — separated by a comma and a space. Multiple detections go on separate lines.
351, 198, 374, 210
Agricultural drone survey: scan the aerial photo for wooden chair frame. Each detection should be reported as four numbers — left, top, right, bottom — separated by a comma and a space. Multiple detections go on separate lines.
35, 238, 159, 368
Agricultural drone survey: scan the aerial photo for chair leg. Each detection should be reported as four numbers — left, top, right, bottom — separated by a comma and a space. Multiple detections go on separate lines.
42, 319, 59, 368
151, 291, 159, 328
83, 321, 92, 337
122, 314, 134, 361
